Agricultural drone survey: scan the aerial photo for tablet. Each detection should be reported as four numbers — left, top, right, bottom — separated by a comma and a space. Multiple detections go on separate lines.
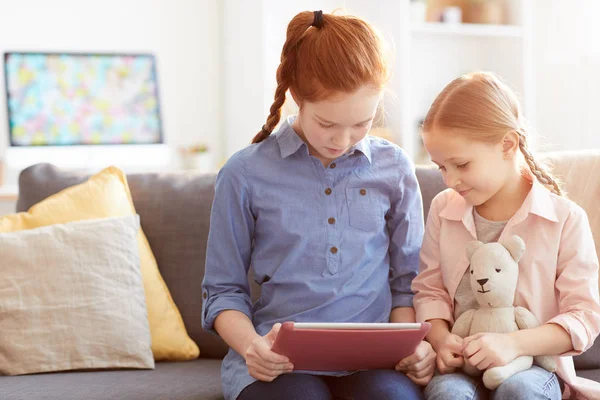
271, 321, 431, 372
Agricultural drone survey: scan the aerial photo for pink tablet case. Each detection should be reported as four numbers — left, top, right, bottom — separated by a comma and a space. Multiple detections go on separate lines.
271, 322, 431, 371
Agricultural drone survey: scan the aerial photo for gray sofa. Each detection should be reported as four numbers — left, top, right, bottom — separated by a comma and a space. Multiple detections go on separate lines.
1, 158, 598, 399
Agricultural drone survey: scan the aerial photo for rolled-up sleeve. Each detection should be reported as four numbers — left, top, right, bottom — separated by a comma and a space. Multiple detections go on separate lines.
548, 205, 600, 356
411, 194, 454, 324
201, 152, 255, 335
388, 151, 424, 309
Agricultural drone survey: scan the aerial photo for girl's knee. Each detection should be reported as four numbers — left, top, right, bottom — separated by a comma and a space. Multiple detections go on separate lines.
376, 373, 423, 400
424, 373, 485, 400
281, 374, 331, 400
493, 379, 534, 400
493, 373, 561, 400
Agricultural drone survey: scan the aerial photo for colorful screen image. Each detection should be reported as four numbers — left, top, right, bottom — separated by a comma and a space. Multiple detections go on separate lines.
4, 52, 163, 146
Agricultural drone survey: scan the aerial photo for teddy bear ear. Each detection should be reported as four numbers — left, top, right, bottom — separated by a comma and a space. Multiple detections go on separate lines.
501, 235, 526, 262
466, 241, 484, 261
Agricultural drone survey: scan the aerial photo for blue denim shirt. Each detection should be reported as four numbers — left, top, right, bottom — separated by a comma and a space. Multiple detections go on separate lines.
201, 117, 424, 400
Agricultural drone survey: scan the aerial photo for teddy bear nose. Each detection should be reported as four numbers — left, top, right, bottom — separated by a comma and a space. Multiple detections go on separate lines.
477, 278, 489, 286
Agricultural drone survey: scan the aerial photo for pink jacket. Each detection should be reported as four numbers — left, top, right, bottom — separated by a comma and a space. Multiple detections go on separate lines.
412, 178, 600, 399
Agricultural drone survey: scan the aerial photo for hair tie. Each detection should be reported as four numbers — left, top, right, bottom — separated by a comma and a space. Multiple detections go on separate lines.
312, 10, 324, 29
261, 125, 270, 134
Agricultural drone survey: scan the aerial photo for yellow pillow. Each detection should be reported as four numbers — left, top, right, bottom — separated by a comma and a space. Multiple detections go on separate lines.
0, 166, 199, 361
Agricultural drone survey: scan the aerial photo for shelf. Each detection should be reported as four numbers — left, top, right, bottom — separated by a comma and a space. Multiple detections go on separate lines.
411, 23, 523, 38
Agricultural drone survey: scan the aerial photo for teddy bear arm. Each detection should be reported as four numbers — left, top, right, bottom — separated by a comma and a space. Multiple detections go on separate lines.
514, 306, 540, 330
451, 309, 476, 338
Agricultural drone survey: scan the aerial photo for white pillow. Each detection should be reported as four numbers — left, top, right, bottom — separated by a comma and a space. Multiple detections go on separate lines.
0, 215, 154, 375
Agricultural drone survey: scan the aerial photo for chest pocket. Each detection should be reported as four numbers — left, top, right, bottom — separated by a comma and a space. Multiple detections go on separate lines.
345, 187, 385, 231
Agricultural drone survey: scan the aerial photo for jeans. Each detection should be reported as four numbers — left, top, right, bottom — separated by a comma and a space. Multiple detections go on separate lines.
238, 369, 423, 400
424, 366, 562, 400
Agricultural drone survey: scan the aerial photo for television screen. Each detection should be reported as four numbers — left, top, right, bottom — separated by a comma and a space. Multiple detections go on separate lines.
4, 52, 163, 146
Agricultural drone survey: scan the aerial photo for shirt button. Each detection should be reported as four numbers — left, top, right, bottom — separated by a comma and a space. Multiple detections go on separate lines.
328, 217, 336, 225
202, 292, 207, 300
330, 246, 338, 254
360, 189, 367, 196
330, 163, 336, 169
325, 188, 332, 195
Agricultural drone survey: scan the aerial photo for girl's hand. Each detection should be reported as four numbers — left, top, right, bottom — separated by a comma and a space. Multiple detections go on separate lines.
243, 323, 294, 382
395, 341, 437, 386
463, 332, 520, 371
435, 333, 465, 374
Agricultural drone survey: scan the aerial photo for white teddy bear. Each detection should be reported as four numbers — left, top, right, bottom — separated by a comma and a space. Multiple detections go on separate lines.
451, 235, 557, 390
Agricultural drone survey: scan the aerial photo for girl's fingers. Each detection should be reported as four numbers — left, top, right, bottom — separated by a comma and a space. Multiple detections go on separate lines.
447, 336, 465, 354
407, 371, 434, 386
396, 353, 420, 370
444, 351, 464, 368
247, 346, 293, 372
397, 341, 433, 369
437, 354, 456, 374
400, 352, 434, 373
466, 349, 485, 368
253, 357, 293, 373
253, 364, 280, 378
476, 358, 493, 371
396, 354, 422, 371
463, 340, 481, 359
410, 361, 436, 379
256, 339, 290, 365
462, 333, 484, 350
247, 362, 292, 381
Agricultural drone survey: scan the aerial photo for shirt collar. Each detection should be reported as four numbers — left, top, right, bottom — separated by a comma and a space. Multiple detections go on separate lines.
276, 116, 373, 164
276, 117, 306, 159
439, 175, 559, 227
352, 137, 372, 164
517, 177, 559, 223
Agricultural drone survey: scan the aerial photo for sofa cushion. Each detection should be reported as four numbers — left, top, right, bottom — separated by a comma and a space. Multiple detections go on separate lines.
14, 165, 199, 361
0, 359, 223, 400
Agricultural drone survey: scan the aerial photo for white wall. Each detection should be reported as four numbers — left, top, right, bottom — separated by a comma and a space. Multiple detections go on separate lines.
533, 0, 600, 151
0, 0, 221, 167
220, 0, 265, 160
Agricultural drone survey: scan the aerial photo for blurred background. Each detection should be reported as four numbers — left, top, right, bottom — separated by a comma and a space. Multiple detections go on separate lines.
0, 0, 598, 210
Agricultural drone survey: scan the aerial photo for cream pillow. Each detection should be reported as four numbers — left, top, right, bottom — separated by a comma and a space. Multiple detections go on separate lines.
0, 215, 154, 375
